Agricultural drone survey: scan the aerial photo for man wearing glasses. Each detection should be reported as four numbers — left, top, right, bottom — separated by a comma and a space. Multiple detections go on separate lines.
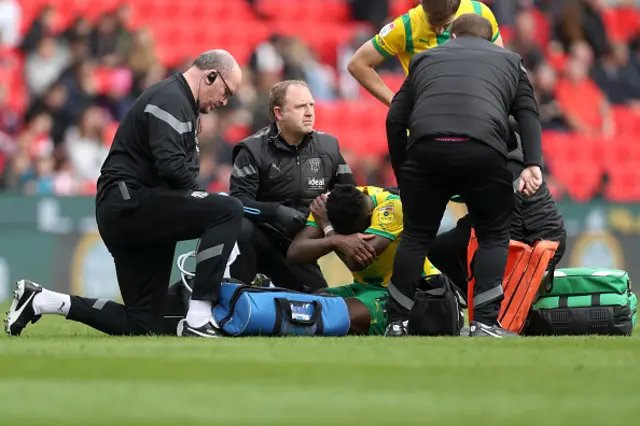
5, 50, 243, 339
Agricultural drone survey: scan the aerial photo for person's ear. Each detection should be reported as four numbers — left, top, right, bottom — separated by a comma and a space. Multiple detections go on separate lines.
274, 106, 284, 121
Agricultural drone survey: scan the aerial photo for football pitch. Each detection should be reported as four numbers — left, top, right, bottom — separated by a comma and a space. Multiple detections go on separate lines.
1, 310, 639, 426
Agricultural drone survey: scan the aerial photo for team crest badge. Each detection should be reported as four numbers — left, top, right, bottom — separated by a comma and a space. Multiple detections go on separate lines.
378, 205, 394, 224
309, 158, 321, 173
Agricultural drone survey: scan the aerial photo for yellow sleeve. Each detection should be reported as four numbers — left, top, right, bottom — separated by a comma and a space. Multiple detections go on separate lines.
306, 212, 317, 228
475, 1, 501, 43
371, 16, 406, 59
365, 197, 403, 241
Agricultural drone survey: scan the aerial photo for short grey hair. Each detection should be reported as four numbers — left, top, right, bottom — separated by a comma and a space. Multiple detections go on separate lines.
193, 49, 236, 75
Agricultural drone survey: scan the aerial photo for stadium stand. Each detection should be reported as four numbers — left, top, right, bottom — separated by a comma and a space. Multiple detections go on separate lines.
0, 0, 639, 200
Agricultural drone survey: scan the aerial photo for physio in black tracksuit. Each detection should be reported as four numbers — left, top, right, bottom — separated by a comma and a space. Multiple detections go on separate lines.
230, 80, 355, 292
74, 51, 243, 338
428, 133, 568, 298
384, 14, 544, 338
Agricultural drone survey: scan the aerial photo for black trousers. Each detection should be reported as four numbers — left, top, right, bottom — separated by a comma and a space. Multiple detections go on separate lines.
230, 218, 327, 293
66, 183, 243, 336
430, 182, 568, 298
388, 140, 515, 325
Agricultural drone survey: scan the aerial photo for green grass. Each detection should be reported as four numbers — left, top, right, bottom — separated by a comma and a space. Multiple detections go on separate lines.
1, 308, 639, 426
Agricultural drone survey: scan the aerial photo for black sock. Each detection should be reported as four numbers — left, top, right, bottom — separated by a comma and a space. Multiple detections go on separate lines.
67, 296, 159, 336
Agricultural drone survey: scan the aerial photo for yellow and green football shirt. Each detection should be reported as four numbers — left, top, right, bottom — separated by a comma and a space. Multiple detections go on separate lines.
307, 186, 439, 288
372, 0, 501, 74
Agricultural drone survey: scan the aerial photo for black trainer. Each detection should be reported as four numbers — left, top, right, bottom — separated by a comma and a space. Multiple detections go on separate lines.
469, 321, 519, 338
384, 320, 409, 337
177, 318, 226, 338
5, 279, 43, 336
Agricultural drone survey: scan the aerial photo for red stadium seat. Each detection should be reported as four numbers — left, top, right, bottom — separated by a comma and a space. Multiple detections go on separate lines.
604, 134, 640, 171
529, 8, 550, 47
603, 7, 640, 43
390, 0, 418, 19
605, 164, 640, 202
611, 106, 640, 135
549, 159, 602, 202
380, 73, 405, 94
256, 0, 350, 22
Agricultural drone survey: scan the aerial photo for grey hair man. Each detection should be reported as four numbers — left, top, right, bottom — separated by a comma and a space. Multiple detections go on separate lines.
6, 50, 244, 339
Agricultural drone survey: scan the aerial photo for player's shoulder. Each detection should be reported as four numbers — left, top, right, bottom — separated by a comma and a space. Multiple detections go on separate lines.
372, 190, 402, 213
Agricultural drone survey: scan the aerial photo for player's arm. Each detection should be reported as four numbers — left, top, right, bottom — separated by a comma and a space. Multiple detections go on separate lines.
347, 18, 405, 106
287, 223, 377, 269
345, 197, 404, 271
145, 96, 198, 190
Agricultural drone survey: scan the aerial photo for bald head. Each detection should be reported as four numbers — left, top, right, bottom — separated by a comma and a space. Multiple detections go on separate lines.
193, 49, 240, 77
185, 49, 242, 113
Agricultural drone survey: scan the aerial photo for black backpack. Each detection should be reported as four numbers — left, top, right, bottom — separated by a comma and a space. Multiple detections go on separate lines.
408, 274, 465, 336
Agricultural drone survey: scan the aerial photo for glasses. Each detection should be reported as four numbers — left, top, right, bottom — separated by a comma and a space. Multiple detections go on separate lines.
218, 73, 234, 99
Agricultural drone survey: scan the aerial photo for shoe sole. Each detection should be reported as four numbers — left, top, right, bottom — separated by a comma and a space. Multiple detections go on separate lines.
4, 280, 28, 337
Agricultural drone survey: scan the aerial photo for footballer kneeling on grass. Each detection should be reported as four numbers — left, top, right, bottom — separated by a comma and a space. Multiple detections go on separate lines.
287, 184, 440, 335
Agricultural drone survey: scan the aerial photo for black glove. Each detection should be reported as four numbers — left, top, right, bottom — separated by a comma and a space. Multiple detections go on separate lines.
275, 205, 307, 228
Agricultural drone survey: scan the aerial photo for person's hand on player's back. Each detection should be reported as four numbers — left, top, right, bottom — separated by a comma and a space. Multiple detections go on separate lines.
518, 165, 543, 197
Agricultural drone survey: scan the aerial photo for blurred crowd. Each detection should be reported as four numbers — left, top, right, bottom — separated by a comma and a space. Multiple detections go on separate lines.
0, 0, 639, 198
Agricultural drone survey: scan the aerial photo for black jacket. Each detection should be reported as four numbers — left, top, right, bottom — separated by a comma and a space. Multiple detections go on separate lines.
97, 73, 200, 204
230, 124, 355, 230
386, 36, 542, 171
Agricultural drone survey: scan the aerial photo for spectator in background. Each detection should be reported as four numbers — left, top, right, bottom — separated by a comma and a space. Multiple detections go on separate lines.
0, 0, 21, 49
0, 82, 19, 135
25, 36, 70, 96
337, 29, 374, 99
555, 0, 608, 60
63, 105, 108, 183
20, 5, 56, 54
556, 43, 615, 137
57, 59, 98, 124
284, 39, 336, 101
510, 10, 545, 72
349, 0, 388, 29
113, 3, 134, 60
25, 82, 72, 144
96, 67, 135, 121
90, 12, 121, 66
534, 63, 570, 131
5, 111, 54, 192
60, 17, 92, 46
127, 28, 159, 88
592, 43, 640, 107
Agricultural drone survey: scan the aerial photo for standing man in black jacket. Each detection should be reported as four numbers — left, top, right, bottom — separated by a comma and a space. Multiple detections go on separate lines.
230, 80, 356, 292
428, 133, 568, 297
6, 50, 243, 339
384, 14, 544, 338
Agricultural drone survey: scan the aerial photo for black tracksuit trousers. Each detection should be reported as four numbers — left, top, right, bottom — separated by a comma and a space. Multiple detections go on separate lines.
388, 139, 515, 325
66, 183, 243, 336
429, 182, 567, 299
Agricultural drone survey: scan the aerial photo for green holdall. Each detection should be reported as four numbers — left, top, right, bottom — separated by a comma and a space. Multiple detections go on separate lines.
525, 268, 637, 336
